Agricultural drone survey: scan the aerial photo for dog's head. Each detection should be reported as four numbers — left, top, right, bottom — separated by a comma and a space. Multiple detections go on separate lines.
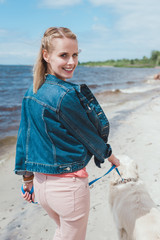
110, 155, 139, 185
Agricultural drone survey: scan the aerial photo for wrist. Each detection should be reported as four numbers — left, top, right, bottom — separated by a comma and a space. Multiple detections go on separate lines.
23, 174, 34, 181
108, 154, 114, 162
23, 174, 34, 182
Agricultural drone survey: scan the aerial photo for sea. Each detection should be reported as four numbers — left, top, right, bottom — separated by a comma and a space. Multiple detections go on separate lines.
0, 64, 160, 159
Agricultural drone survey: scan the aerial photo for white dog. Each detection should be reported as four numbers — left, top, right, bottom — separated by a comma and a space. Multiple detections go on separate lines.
109, 155, 160, 240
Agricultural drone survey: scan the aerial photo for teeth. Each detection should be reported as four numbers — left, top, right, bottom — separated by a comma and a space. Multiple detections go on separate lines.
64, 68, 73, 71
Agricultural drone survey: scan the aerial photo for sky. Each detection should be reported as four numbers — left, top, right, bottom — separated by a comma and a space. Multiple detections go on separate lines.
0, 0, 160, 65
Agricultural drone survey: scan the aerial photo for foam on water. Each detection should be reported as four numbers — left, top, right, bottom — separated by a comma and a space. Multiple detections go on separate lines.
120, 84, 158, 94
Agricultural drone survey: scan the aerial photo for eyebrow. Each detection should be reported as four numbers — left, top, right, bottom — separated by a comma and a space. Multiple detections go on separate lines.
59, 51, 79, 55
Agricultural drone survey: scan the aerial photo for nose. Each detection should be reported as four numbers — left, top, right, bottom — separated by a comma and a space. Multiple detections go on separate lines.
68, 56, 74, 64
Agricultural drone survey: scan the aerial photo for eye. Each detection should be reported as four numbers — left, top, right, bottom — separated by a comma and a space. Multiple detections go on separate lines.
60, 53, 67, 58
73, 53, 78, 58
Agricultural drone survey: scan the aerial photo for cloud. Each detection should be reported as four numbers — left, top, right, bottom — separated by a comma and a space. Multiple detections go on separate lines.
39, 0, 82, 8
85, 0, 160, 59
0, 32, 40, 65
89, 0, 160, 28
92, 24, 109, 34
88, 0, 160, 26
89, 0, 159, 8
0, 0, 5, 3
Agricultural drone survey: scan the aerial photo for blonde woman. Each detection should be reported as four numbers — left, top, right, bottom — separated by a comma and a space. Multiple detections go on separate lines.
15, 27, 120, 240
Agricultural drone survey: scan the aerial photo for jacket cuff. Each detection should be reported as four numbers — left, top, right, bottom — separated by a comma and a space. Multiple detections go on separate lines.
94, 144, 112, 168
105, 144, 112, 158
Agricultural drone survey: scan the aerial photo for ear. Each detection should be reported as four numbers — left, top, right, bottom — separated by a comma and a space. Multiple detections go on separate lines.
42, 49, 50, 63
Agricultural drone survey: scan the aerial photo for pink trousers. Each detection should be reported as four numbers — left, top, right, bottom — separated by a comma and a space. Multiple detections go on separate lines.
34, 173, 90, 240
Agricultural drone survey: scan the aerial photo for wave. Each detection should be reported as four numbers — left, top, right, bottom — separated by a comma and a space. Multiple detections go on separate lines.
0, 105, 21, 112
120, 85, 158, 94
107, 89, 122, 94
88, 83, 113, 89
126, 81, 135, 85
88, 84, 99, 89
95, 84, 159, 96
95, 89, 122, 97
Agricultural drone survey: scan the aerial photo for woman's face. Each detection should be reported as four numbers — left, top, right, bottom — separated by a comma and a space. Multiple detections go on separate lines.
43, 37, 79, 81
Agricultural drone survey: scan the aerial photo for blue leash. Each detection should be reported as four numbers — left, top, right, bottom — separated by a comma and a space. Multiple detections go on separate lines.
21, 166, 122, 204
89, 165, 123, 186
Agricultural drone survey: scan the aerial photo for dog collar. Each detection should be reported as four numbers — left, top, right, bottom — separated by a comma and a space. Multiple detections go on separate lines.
114, 177, 137, 185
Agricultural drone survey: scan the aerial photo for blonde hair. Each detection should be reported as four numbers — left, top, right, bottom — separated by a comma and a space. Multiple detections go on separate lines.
33, 27, 77, 93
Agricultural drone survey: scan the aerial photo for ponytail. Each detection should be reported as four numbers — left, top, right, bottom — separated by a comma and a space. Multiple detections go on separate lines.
33, 45, 47, 93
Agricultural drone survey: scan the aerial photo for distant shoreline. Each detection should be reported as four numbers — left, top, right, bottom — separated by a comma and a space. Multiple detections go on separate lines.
79, 62, 156, 68
80, 64, 155, 68
79, 51, 160, 68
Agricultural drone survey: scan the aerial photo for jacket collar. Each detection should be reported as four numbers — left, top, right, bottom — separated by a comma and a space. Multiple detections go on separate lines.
45, 74, 80, 92
45, 74, 64, 84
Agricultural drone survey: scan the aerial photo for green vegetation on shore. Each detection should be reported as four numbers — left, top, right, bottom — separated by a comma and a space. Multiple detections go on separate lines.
80, 50, 160, 68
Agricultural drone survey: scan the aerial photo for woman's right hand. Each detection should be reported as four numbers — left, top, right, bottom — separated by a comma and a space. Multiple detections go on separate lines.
108, 154, 120, 168
21, 181, 35, 203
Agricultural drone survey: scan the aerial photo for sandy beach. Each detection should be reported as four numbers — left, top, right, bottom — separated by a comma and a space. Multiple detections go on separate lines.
1, 81, 160, 239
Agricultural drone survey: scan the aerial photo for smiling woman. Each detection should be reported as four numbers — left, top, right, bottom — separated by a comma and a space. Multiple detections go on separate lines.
14, 26, 119, 240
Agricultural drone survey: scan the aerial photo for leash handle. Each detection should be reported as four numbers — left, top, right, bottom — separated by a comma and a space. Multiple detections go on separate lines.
21, 185, 38, 204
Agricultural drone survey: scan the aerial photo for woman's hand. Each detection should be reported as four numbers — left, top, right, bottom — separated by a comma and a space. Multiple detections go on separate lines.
21, 181, 35, 203
108, 154, 120, 168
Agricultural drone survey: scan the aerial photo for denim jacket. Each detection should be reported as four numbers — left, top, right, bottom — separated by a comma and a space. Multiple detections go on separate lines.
15, 74, 112, 175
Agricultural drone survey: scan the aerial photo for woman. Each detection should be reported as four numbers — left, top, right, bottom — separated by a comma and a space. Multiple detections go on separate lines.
15, 27, 120, 240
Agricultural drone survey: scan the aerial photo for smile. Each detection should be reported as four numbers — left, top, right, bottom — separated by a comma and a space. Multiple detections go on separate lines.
63, 68, 74, 72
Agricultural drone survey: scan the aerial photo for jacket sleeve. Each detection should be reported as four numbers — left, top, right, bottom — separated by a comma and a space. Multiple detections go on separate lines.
15, 122, 33, 175
58, 89, 112, 167
15, 123, 26, 174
